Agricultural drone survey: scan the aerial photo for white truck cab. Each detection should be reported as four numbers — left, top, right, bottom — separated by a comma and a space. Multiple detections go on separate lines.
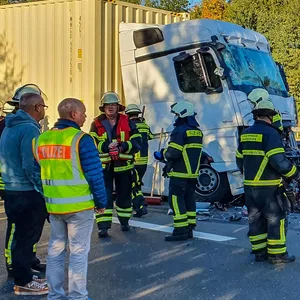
119, 19, 298, 202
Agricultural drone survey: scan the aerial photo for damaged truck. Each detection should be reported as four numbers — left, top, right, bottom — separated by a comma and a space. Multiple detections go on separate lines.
119, 19, 300, 203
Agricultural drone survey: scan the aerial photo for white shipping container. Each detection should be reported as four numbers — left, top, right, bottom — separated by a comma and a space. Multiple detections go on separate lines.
0, 0, 189, 130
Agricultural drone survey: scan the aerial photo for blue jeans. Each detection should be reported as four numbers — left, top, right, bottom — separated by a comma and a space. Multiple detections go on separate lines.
46, 209, 94, 300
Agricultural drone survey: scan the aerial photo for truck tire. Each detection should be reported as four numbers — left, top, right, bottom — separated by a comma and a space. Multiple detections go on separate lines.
195, 164, 232, 204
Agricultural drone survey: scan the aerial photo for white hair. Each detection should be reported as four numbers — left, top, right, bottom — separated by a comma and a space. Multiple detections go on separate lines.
19, 93, 43, 111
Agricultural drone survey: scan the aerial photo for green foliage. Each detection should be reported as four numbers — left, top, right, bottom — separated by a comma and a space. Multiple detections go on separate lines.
122, 0, 142, 4
158, 0, 189, 12
189, 3, 202, 19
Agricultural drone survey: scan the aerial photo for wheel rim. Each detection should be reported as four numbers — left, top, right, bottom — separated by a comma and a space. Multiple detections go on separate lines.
196, 165, 220, 196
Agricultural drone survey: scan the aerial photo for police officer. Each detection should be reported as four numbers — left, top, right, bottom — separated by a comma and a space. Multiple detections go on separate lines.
1, 84, 47, 278
125, 104, 153, 217
90, 92, 142, 237
154, 101, 202, 241
236, 98, 300, 263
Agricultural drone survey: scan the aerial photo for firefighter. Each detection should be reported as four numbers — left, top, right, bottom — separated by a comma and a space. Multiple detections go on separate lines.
154, 101, 202, 241
0, 84, 48, 278
125, 104, 153, 217
236, 98, 300, 264
248, 88, 283, 132
90, 92, 142, 237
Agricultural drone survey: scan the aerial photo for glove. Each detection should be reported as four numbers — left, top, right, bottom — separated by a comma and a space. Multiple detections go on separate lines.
154, 151, 163, 161
109, 147, 119, 161
118, 145, 124, 153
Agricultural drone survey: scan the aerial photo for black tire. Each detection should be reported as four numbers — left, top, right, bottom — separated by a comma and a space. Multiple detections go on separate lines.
195, 164, 232, 204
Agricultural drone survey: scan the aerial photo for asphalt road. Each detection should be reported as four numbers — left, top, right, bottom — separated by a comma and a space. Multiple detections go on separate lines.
1, 202, 300, 300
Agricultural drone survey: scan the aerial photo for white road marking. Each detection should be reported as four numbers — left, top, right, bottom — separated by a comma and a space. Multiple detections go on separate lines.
112, 217, 236, 242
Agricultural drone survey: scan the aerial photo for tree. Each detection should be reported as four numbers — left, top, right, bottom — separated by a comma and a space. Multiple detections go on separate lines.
158, 0, 189, 12
122, 0, 142, 4
189, 3, 201, 19
199, 0, 227, 20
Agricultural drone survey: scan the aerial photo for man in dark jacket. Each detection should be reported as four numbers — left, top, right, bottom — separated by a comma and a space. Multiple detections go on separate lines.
0, 85, 47, 280
154, 101, 203, 241
125, 104, 153, 217
90, 92, 142, 237
236, 98, 300, 264
0, 92, 49, 295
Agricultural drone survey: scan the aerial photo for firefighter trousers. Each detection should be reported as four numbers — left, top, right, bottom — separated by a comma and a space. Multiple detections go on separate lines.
132, 165, 147, 213
245, 186, 287, 256
4, 190, 47, 286
96, 166, 132, 229
168, 178, 197, 233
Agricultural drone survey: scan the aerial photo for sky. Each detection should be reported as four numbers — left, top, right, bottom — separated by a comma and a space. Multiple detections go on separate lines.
189, 0, 199, 7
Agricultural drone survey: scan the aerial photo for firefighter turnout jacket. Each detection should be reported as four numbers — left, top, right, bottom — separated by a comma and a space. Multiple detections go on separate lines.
130, 117, 153, 166
163, 117, 202, 179
236, 120, 299, 186
90, 113, 141, 172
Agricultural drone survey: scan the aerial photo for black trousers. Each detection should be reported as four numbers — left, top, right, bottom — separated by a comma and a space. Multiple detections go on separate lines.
135, 165, 147, 183
168, 178, 197, 233
245, 186, 287, 256
132, 165, 147, 213
96, 166, 132, 229
4, 190, 47, 286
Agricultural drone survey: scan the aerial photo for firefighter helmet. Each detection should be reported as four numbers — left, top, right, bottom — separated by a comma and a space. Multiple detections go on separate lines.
125, 104, 142, 115
100, 91, 125, 112
248, 88, 270, 104
252, 99, 277, 117
8, 84, 42, 106
170, 101, 195, 118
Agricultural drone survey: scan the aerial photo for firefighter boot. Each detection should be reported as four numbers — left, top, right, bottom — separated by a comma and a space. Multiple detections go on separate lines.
121, 224, 130, 232
188, 225, 195, 239
133, 206, 148, 218
255, 251, 268, 262
269, 252, 296, 264
98, 229, 109, 238
165, 228, 189, 242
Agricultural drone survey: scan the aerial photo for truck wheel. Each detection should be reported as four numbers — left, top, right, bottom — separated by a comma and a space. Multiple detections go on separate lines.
195, 164, 232, 204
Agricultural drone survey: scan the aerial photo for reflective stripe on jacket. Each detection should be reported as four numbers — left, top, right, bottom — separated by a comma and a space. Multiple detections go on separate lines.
236, 120, 298, 187
90, 114, 142, 172
131, 118, 153, 166
163, 118, 203, 179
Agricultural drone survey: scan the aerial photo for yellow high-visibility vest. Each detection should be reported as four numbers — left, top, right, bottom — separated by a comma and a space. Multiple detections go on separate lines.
33, 127, 94, 214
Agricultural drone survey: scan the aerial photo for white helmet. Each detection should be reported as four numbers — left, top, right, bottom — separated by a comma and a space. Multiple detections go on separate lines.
125, 104, 142, 115
2, 102, 15, 114
170, 101, 195, 118
248, 88, 270, 104
252, 99, 277, 117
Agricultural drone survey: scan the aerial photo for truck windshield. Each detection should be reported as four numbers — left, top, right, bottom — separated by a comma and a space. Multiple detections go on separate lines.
221, 44, 288, 97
